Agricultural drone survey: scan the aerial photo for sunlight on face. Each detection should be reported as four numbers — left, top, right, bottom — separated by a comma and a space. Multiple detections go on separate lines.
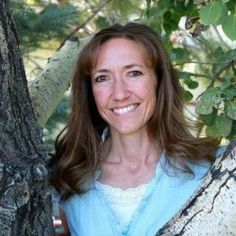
91, 38, 157, 137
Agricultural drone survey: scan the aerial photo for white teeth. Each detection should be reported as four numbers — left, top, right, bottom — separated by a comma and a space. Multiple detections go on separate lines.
113, 104, 137, 114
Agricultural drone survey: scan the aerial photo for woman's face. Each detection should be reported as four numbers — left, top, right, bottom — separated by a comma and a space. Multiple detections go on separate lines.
91, 38, 157, 136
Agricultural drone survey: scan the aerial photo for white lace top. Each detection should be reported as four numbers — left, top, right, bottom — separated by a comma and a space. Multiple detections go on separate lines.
95, 181, 150, 226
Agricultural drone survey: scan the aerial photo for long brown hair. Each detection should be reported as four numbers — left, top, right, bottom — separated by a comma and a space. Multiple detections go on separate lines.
50, 22, 219, 200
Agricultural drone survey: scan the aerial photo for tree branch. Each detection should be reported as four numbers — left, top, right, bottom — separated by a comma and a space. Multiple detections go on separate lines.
187, 72, 210, 79
58, 0, 111, 50
28, 37, 90, 127
208, 59, 236, 87
196, 59, 236, 100
174, 60, 233, 66
28, 57, 43, 70
213, 26, 231, 50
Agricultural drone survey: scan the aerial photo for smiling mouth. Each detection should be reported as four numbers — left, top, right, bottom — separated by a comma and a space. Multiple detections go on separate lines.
112, 104, 139, 115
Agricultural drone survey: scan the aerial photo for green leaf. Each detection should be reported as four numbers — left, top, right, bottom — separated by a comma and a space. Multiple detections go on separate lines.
146, 0, 152, 18
196, 88, 221, 115
170, 48, 189, 63
215, 3, 228, 25
226, 121, 236, 140
206, 123, 218, 138
163, 10, 171, 20
95, 16, 109, 29
163, 22, 172, 34
220, 77, 233, 89
217, 49, 236, 61
206, 113, 232, 138
175, 0, 196, 15
146, 0, 151, 8
212, 47, 224, 59
163, 11, 180, 34
199, 108, 217, 126
146, 16, 162, 34
154, 0, 170, 17
214, 114, 232, 137
179, 71, 191, 80
184, 90, 193, 101
183, 78, 199, 89
199, 0, 224, 25
212, 49, 236, 74
226, 100, 236, 120
222, 14, 236, 40
226, 0, 236, 12
222, 88, 236, 99
156, 0, 172, 12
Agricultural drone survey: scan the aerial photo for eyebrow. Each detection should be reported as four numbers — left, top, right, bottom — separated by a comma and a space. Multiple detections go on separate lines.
93, 64, 144, 74
124, 64, 143, 69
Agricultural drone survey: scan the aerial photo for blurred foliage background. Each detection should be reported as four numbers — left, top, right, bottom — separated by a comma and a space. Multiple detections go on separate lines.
11, 0, 236, 151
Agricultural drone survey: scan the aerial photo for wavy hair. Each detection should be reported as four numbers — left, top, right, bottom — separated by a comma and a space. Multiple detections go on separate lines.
50, 22, 219, 200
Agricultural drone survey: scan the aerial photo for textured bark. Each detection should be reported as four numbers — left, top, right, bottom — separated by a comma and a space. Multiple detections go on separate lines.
156, 139, 236, 235
28, 37, 89, 127
0, 1, 53, 235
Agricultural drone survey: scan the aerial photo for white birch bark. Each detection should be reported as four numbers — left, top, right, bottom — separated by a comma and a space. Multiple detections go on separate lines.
156, 140, 236, 235
28, 37, 89, 127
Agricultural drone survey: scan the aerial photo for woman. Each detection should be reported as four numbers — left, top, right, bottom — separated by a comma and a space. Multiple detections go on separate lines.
51, 22, 220, 235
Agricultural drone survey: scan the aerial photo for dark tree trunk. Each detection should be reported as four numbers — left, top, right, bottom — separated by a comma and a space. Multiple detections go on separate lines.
0, 1, 53, 235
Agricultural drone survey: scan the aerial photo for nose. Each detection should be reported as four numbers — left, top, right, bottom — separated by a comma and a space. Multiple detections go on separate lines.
112, 78, 130, 101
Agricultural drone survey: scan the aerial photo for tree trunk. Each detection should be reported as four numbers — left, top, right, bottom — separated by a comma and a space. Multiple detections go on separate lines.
28, 37, 89, 127
0, 1, 53, 235
156, 139, 236, 235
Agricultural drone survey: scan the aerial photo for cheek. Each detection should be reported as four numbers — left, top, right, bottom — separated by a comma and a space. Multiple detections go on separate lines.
92, 87, 108, 109
145, 80, 157, 111
142, 78, 157, 100
149, 76, 158, 98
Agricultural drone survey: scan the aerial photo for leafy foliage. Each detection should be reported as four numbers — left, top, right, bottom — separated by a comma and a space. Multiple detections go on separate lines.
143, 0, 236, 141
199, 0, 224, 25
11, 0, 80, 54
222, 14, 236, 40
199, 0, 236, 40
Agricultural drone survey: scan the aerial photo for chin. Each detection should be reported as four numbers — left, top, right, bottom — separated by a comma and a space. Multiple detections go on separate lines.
110, 124, 147, 136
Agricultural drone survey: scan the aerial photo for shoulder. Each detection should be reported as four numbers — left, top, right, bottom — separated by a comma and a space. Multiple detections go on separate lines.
51, 173, 99, 208
59, 185, 100, 213
214, 145, 227, 159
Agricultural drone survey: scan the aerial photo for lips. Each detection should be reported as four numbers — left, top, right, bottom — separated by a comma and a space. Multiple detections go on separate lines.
112, 103, 139, 115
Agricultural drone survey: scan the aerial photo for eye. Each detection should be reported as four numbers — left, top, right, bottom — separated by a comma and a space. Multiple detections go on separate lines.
94, 75, 108, 83
128, 71, 143, 77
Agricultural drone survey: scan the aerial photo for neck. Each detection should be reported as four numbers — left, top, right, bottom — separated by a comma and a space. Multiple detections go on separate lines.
102, 130, 161, 165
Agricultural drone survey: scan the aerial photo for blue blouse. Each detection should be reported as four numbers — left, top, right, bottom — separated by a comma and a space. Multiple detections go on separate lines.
59, 152, 217, 236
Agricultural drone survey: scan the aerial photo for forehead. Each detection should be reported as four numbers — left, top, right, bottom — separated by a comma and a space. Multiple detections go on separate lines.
92, 38, 152, 69
99, 37, 143, 52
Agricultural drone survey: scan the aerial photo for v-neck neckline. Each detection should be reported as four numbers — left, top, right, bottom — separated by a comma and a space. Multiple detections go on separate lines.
94, 153, 164, 235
